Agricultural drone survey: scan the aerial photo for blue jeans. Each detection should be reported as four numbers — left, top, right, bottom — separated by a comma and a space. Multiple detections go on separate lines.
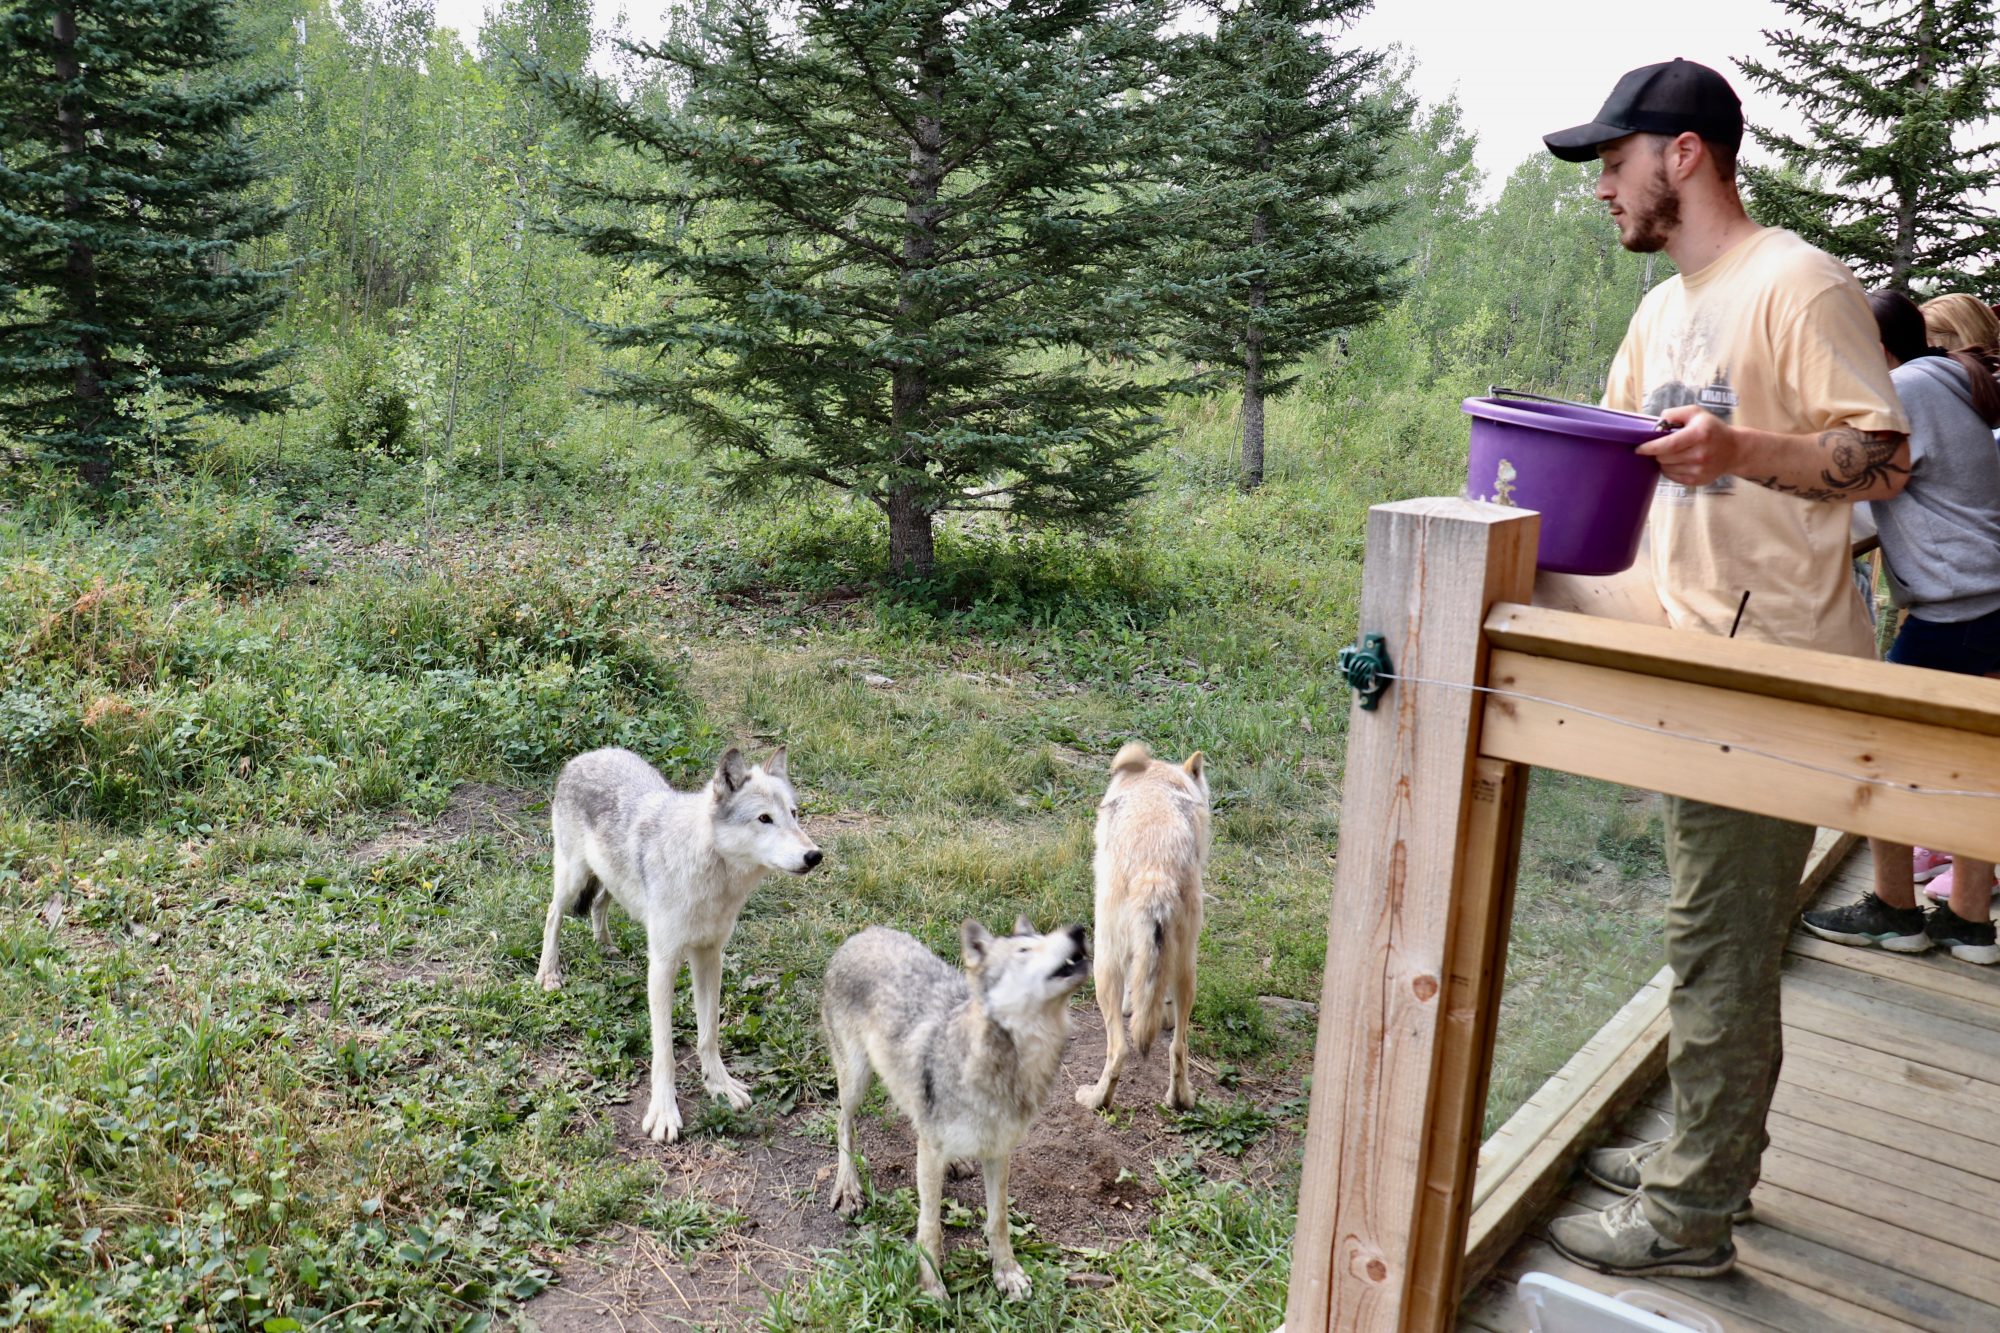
1886, 605, 2000, 676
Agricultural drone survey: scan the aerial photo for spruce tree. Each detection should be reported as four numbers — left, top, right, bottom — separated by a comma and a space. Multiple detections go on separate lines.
0, 0, 295, 489
1155, 0, 1405, 490
522, 0, 1178, 577
1739, 0, 2000, 292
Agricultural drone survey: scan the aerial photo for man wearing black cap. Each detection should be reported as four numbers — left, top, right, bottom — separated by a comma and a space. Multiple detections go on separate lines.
1538, 60, 1909, 1279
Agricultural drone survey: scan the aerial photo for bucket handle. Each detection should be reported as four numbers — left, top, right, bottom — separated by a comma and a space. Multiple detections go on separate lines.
1488, 385, 1669, 429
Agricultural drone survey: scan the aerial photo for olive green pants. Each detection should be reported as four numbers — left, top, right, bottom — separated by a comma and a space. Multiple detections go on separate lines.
1638, 796, 1816, 1246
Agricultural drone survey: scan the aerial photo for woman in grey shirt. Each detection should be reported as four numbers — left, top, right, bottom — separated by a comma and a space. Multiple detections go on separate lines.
1802, 289, 2000, 964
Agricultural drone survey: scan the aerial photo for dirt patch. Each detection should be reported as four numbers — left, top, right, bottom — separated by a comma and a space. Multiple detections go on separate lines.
352, 782, 545, 862
517, 1004, 1308, 1329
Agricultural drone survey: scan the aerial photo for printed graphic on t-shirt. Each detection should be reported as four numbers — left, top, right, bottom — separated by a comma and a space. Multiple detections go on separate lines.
1642, 317, 1740, 504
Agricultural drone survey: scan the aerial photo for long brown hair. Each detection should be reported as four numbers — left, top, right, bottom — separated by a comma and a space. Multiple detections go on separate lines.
1868, 289, 2000, 427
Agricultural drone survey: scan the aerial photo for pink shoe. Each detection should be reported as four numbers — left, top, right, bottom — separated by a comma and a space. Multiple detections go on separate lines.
1912, 847, 1953, 883
1923, 864, 2000, 905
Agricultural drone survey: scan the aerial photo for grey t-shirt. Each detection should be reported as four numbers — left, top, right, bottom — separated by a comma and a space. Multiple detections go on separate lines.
1864, 355, 2000, 622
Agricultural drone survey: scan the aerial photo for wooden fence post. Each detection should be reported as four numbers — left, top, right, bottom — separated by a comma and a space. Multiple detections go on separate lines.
1286, 497, 1538, 1332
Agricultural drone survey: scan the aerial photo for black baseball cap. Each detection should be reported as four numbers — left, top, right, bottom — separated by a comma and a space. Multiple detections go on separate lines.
1544, 58, 1743, 162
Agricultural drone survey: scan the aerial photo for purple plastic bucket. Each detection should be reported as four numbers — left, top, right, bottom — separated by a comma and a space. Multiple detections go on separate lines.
1461, 397, 1665, 576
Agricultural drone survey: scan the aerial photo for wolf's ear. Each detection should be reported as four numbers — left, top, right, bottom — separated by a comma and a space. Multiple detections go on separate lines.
763, 746, 789, 781
961, 919, 993, 968
1012, 914, 1035, 937
1183, 752, 1206, 781
715, 748, 749, 795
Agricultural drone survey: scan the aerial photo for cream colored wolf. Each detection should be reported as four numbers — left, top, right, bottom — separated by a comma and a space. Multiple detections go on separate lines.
1074, 741, 1210, 1112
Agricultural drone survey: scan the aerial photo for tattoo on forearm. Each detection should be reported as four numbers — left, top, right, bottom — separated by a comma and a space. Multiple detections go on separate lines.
1752, 428, 1908, 500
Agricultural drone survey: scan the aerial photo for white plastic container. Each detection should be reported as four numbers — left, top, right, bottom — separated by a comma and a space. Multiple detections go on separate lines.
1515, 1272, 1723, 1333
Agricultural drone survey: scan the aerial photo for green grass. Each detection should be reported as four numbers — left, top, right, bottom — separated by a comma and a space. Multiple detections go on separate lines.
0, 372, 1673, 1328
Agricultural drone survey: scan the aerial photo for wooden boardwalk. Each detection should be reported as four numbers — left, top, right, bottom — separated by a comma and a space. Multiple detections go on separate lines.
1460, 846, 2000, 1332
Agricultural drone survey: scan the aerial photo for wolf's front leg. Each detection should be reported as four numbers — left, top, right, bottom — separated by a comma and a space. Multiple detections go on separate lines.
689, 943, 752, 1109
914, 1139, 948, 1299
983, 1153, 1029, 1299
639, 932, 685, 1142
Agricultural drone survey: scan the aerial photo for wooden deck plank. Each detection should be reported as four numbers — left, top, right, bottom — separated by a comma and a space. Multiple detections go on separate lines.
1781, 1050, 2000, 1151
1749, 1182, 2000, 1314
1787, 933, 2000, 1014
1768, 1078, 2000, 1180
1754, 1146, 2000, 1271
1782, 1027, 2000, 1119
1765, 1110, 2000, 1222
1782, 982, 2000, 1077
1731, 1212, 2000, 1333
1785, 954, 2000, 1033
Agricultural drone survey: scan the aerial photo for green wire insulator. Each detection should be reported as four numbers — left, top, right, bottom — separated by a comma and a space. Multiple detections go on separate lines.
1338, 633, 1392, 711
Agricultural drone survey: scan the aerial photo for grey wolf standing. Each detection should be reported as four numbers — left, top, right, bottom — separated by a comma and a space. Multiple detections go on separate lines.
1075, 742, 1210, 1113
537, 746, 821, 1143
822, 919, 1088, 1299
1539, 59, 1908, 1278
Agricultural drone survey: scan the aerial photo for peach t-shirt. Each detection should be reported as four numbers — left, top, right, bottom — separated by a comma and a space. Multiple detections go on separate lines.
1603, 227, 1907, 657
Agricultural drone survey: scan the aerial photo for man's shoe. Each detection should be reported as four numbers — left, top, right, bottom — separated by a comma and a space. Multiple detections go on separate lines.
1801, 893, 1932, 953
1580, 1139, 1752, 1223
1547, 1191, 1735, 1279
1581, 1139, 1662, 1193
1926, 904, 2000, 965
1912, 847, 1953, 883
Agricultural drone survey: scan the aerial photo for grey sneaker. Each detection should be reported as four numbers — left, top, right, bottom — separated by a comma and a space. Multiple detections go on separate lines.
1801, 893, 1932, 952
1547, 1190, 1735, 1279
1581, 1139, 1663, 1193
1580, 1139, 1754, 1223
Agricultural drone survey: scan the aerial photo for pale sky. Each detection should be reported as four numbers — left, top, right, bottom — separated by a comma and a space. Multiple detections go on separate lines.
424, 0, 1837, 194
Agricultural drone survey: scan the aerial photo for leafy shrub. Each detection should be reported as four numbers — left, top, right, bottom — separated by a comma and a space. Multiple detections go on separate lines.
0, 556, 160, 687
142, 485, 300, 594
0, 687, 66, 775
321, 333, 413, 457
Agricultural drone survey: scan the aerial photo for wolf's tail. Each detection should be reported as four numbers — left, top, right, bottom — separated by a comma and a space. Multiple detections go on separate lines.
566, 878, 601, 918
1124, 874, 1179, 1058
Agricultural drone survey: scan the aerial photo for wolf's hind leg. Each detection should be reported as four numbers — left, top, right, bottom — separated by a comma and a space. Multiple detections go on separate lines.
588, 887, 619, 957
1075, 953, 1128, 1111
690, 943, 752, 1108
827, 1035, 869, 1216
1165, 944, 1197, 1111
536, 838, 589, 991
983, 1153, 1029, 1298
914, 1138, 947, 1299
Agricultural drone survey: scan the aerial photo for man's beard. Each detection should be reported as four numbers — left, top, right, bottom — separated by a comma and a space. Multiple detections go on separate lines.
1620, 163, 1681, 253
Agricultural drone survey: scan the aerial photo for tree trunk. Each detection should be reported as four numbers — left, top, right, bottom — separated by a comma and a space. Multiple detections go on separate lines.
1242, 301, 1266, 491
887, 486, 935, 578
1241, 206, 1269, 491
1891, 2, 1937, 292
54, 6, 109, 488
884, 14, 949, 579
